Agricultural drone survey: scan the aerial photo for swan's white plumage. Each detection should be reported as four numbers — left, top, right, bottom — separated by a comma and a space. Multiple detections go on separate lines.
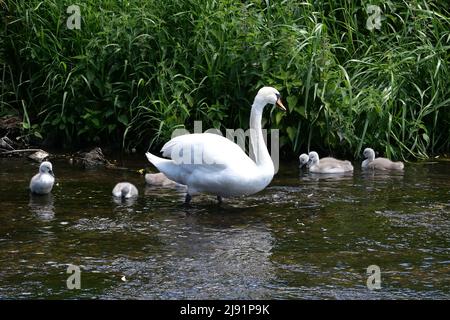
146, 133, 272, 197
308, 152, 353, 174
30, 161, 55, 195
112, 182, 139, 198
145, 87, 284, 201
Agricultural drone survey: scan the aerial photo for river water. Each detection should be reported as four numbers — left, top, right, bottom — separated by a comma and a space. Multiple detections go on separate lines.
0, 157, 449, 299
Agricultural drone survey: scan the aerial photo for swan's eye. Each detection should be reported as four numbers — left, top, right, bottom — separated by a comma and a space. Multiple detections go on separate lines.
275, 93, 280, 99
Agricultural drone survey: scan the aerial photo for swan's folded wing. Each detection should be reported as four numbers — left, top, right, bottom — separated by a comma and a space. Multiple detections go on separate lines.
320, 162, 353, 173
160, 133, 253, 169
370, 158, 404, 170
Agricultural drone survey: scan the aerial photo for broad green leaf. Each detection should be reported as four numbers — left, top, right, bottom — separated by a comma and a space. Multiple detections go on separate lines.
118, 114, 129, 125
286, 95, 298, 112
286, 126, 297, 143
34, 131, 43, 139
91, 118, 100, 127
275, 112, 284, 125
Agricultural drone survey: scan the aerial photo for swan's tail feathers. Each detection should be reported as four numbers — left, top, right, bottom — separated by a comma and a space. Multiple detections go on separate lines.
145, 152, 185, 185
145, 152, 169, 170
393, 161, 404, 170
345, 163, 354, 171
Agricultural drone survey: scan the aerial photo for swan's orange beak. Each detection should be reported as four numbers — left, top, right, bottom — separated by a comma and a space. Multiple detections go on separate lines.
276, 98, 286, 111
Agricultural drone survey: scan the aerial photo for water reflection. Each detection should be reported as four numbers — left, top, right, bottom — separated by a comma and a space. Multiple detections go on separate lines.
361, 169, 405, 181
28, 193, 55, 221
301, 171, 355, 182
100, 221, 275, 299
144, 184, 188, 204
112, 196, 138, 207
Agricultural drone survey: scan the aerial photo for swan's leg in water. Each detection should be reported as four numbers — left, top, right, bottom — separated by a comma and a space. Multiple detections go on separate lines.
184, 193, 192, 204
217, 196, 223, 204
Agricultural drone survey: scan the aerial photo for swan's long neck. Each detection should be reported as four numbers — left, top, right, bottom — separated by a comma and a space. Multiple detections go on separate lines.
249, 103, 274, 172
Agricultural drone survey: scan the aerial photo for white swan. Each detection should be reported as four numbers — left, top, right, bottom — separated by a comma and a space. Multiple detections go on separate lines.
145, 86, 286, 203
362, 148, 404, 170
307, 151, 353, 173
112, 182, 139, 199
30, 161, 55, 195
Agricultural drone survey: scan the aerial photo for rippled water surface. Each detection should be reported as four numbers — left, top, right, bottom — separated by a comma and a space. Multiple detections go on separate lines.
0, 157, 449, 299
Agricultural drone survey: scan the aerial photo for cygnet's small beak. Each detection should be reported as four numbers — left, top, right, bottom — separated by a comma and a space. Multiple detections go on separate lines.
276, 98, 286, 111
49, 170, 55, 177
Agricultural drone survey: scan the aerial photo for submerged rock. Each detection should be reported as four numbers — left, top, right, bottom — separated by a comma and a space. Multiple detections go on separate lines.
73, 147, 113, 168
28, 149, 50, 163
145, 172, 180, 187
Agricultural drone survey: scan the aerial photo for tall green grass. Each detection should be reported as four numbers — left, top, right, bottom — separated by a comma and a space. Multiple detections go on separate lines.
1, 0, 449, 159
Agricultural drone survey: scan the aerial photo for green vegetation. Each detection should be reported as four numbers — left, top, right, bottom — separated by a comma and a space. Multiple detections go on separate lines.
1, 0, 449, 159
